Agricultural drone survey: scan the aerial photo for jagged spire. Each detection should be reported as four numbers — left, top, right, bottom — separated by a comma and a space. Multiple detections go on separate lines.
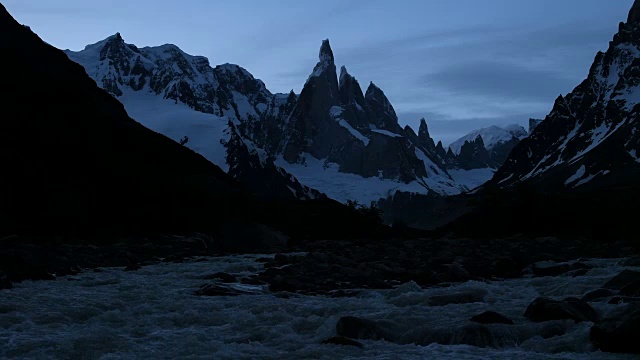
319, 39, 334, 64
365, 81, 380, 96
474, 134, 485, 146
339, 65, 349, 84
417, 118, 436, 152
305, 39, 338, 85
418, 118, 429, 135
629, 0, 640, 24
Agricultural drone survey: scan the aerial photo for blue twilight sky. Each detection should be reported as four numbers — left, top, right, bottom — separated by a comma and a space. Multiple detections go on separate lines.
3, 0, 634, 145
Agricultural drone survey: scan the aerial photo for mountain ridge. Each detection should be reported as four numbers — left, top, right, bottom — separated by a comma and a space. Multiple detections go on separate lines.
66, 34, 505, 203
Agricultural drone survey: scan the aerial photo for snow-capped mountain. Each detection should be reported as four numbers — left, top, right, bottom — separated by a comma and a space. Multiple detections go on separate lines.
448, 125, 527, 155
66, 36, 490, 203
65, 34, 322, 201
442, 124, 528, 170
489, 2, 640, 190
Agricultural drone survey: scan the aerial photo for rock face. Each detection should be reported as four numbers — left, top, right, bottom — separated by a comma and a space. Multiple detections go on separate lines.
528, 118, 543, 133
490, 9, 640, 191
224, 121, 325, 200
281, 43, 435, 183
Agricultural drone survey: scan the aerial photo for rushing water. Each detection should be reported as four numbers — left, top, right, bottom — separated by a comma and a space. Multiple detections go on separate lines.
0, 254, 637, 359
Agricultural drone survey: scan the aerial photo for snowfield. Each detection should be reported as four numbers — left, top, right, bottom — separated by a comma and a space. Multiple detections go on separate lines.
117, 88, 232, 172
1, 256, 637, 359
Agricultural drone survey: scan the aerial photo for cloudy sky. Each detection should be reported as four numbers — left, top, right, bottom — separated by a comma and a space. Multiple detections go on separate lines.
4, 0, 633, 145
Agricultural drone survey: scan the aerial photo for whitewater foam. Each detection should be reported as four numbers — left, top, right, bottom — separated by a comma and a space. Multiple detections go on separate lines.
0, 256, 637, 359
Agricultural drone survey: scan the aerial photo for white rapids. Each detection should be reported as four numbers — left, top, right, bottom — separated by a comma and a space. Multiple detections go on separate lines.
0, 255, 638, 359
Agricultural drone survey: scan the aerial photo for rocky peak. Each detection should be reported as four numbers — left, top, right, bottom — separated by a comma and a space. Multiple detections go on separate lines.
306, 39, 337, 85
489, 0, 640, 189
338, 66, 365, 106
214, 63, 271, 104
457, 136, 491, 170
337, 65, 368, 131
365, 82, 400, 130
339, 65, 349, 84
629, 0, 640, 24
435, 141, 447, 158
99, 32, 136, 61
417, 118, 436, 152
319, 39, 334, 64
364, 81, 381, 99
287, 89, 297, 103
529, 118, 543, 133
404, 125, 417, 138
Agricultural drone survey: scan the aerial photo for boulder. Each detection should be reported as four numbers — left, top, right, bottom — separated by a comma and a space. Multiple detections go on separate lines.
124, 263, 141, 272
581, 288, 617, 302
531, 261, 571, 277
216, 221, 288, 253
194, 283, 261, 296
321, 336, 364, 348
204, 272, 237, 283
428, 288, 487, 306
620, 279, 640, 297
603, 270, 640, 290
470, 311, 514, 325
608, 296, 640, 305
336, 316, 400, 342
443, 262, 471, 283
620, 257, 640, 266
493, 257, 523, 278
524, 297, 597, 323
0, 273, 11, 290
590, 303, 640, 354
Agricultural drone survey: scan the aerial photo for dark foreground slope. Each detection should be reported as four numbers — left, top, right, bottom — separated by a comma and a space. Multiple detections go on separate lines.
0, 4, 245, 236
434, 182, 640, 246
0, 4, 394, 243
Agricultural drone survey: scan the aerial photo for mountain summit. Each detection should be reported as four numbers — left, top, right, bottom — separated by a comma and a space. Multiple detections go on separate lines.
489, 5, 640, 191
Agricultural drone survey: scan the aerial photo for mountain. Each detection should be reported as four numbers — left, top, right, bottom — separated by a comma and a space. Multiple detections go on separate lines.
0, 7, 240, 235
444, 124, 527, 170
65, 34, 324, 202
528, 118, 543, 133
448, 125, 527, 155
489, 2, 640, 191
435, 1, 640, 242
67, 36, 497, 203
0, 4, 393, 243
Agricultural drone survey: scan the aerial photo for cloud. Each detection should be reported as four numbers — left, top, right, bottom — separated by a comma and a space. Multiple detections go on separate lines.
419, 60, 573, 102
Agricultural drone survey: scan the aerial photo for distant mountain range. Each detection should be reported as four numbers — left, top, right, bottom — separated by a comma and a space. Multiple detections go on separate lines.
65, 35, 528, 204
